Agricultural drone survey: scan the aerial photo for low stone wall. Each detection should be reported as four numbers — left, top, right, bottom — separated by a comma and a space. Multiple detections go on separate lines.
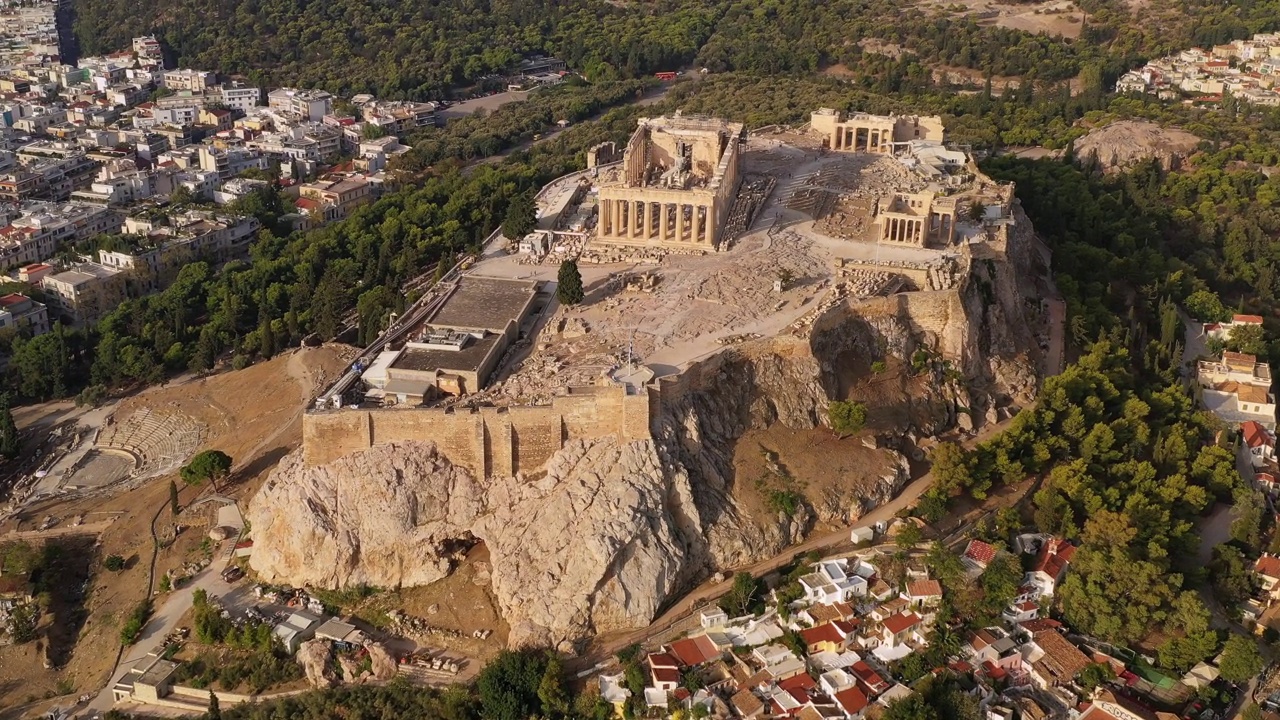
302, 385, 652, 474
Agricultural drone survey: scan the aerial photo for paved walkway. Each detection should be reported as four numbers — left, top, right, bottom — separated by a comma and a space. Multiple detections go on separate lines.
83, 499, 243, 717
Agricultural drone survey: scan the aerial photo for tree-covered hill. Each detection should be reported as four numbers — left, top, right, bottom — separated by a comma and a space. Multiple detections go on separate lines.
71, 0, 1138, 99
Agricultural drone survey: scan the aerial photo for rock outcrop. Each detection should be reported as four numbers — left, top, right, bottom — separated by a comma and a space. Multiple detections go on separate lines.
251, 201, 1048, 649
250, 438, 700, 648
1074, 120, 1201, 173
296, 639, 337, 688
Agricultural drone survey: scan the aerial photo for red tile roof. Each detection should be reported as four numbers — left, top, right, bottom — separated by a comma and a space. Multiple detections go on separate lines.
1032, 630, 1091, 682
1031, 538, 1076, 579
801, 622, 848, 648
1234, 314, 1265, 324
647, 652, 680, 669
651, 666, 680, 684
964, 540, 998, 566
834, 687, 869, 716
1016, 601, 1039, 612
668, 634, 719, 667
779, 672, 816, 692
0, 293, 28, 307
1018, 619, 1062, 633
906, 579, 942, 597
851, 661, 887, 693
883, 612, 922, 635
1243, 421, 1273, 449
1256, 555, 1280, 579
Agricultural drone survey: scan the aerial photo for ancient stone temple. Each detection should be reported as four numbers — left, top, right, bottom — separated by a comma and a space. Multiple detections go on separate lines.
810, 108, 945, 153
595, 114, 745, 250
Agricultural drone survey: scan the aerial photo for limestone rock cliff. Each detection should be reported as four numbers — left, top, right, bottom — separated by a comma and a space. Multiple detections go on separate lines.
250, 438, 701, 648
250, 205, 1048, 649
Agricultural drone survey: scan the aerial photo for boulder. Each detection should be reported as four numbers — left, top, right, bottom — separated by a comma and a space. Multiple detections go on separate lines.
296, 639, 335, 688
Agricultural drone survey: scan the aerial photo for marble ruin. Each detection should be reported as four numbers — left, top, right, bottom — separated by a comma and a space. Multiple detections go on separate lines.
595, 114, 745, 250
303, 109, 1040, 473
809, 108, 945, 154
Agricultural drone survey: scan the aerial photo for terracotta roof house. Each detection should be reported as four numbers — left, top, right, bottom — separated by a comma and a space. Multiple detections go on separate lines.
1028, 630, 1091, 689
963, 540, 999, 570
669, 634, 720, 667
903, 580, 943, 607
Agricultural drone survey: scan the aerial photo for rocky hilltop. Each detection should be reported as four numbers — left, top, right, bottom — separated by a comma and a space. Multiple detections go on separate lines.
1073, 120, 1201, 172
249, 205, 1049, 649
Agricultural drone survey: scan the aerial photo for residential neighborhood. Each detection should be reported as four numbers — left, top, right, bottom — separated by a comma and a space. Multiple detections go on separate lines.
589, 522, 1249, 720
1115, 33, 1280, 105
0, 3, 543, 359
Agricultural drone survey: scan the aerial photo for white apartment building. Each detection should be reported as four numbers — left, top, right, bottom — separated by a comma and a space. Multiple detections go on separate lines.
153, 105, 199, 126
1197, 351, 1277, 429
132, 35, 163, 60
162, 69, 216, 92
267, 88, 333, 122
220, 84, 261, 112
0, 292, 50, 336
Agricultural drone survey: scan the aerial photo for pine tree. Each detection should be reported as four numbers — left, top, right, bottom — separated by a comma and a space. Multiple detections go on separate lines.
169, 480, 180, 516
556, 260, 584, 306
0, 393, 18, 460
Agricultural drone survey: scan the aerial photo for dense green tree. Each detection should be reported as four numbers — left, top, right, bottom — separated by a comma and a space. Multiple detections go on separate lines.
477, 649, 549, 720
931, 440, 967, 497
1209, 544, 1255, 608
181, 450, 233, 489
720, 571, 759, 617
828, 400, 868, 438
1184, 290, 1228, 322
1227, 323, 1267, 356
556, 259, 585, 306
207, 690, 221, 720
1156, 593, 1219, 672
537, 655, 570, 718
501, 193, 537, 240
1218, 635, 1265, 683
170, 480, 180, 516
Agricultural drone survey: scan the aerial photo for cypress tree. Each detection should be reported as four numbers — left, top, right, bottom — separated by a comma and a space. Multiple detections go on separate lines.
556, 259, 584, 305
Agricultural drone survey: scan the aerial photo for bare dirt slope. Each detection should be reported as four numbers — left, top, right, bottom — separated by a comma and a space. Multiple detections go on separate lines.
0, 345, 353, 714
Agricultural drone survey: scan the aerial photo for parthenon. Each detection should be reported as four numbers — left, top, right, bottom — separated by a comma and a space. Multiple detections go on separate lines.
595, 114, 745, 250
809, 108, 945, 153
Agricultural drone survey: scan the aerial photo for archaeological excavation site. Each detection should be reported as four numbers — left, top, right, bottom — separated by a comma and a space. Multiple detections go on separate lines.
248, 109, 1061, 649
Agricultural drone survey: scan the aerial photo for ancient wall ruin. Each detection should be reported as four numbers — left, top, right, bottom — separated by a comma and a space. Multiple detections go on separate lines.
302, 385, 653, 475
